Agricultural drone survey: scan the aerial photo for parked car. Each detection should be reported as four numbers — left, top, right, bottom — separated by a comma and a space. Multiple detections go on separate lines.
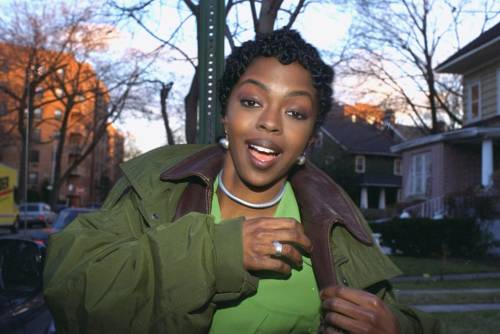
31, 208, 95, 245
53, 204, 69, 214
18, 203, 56, 228
0, 238, 55, 334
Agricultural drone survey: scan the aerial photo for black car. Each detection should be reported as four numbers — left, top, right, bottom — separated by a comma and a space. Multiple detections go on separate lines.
0, 238, 55, 334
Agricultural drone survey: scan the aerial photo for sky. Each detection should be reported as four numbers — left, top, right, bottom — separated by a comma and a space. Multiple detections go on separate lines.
3, 0, 494, 154
112, 1, 358, 153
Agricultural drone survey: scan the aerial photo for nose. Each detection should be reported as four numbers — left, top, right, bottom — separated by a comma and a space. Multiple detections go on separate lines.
256, 106, 282, 134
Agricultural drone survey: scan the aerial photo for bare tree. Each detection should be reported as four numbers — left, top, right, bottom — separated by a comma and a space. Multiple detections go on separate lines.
0, 0, 148, 207
345, 0, 497, 133
108, 0, 317, 143
143, 80, 176, 145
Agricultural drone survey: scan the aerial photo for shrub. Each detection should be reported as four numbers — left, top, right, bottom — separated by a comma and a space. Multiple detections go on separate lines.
370, 218, 494, 258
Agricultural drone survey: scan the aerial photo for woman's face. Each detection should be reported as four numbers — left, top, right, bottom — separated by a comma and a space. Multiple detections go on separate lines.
223, 56, 318, 189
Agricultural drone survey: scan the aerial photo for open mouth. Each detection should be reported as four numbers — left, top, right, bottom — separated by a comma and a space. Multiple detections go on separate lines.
248, 143, 281, 163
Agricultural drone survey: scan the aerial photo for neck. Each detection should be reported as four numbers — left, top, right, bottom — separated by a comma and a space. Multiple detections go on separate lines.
218, 169, 286, 209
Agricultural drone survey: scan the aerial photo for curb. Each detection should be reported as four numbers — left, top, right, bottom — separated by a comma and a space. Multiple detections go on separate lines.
413, 303, 500, 313
392, 272, 500, 282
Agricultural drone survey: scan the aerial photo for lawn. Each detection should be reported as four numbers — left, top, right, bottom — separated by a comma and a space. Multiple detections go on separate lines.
435, 311, 500, 334
389, 256, 500, 276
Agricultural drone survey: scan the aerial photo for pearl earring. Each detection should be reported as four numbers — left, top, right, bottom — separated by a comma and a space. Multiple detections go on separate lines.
297, 154, 306, 165
219, 135, 229, 149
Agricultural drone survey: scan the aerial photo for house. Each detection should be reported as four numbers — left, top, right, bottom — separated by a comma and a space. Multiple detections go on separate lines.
0, 43, 124, 207
309, 105, 410, 213
391, 21, 500, 217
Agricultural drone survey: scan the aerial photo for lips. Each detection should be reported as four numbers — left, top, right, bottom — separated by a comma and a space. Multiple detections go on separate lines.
246, 138, 283, 168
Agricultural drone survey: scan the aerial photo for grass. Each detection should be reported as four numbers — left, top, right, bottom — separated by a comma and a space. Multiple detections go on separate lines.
393, 278, 500, 290
435, 311, 500, 334
389, 256, 500, 276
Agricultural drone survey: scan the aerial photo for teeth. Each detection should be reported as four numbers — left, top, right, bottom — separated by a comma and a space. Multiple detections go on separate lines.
249, 144, 277, 155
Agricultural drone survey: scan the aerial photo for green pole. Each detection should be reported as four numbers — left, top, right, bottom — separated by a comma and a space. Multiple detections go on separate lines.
198, 0, 225, 144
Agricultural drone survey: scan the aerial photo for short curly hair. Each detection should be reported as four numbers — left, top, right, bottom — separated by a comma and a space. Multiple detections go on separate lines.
218, 28, 334, 127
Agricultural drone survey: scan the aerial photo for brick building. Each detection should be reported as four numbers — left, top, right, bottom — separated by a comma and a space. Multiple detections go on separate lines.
0, 43, 124, 207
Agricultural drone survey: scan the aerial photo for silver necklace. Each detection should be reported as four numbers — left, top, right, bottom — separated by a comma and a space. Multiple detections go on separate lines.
217, 169, 286, 209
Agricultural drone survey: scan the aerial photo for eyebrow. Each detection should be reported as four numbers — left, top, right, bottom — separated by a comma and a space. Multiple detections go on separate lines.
238, 78, 314, 102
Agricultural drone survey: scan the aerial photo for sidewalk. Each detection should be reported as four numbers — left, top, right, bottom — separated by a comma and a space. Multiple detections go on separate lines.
392, 272, 500, 282
397, 288, 500, 295
414, 303, 500, 312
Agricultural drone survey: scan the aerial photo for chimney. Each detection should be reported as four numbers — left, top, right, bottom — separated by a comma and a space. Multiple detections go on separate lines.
383, 109, 395, 125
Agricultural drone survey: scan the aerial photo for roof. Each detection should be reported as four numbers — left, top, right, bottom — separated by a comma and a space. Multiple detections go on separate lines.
436, 21, 500, 73
320, 113, 402, 156
392, 123, 427, 141
391, 126, 500, 152
355, 174, 402, 188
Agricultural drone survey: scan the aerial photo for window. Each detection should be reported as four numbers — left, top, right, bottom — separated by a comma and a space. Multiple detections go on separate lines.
497, 69, 500, 115
76, 94, 85, 102
32, 64, 44, 75
409, 152, 432, 197
54, 109, 62, 120
69, 133, 81, 146
32, 128, 41, 141
0, 101, 7, 116
35, 87, 44, 99
0, 58, 8, 72
55, 88, 64, 98
28, 172, 38, 186
34, 108, 43, 120
71, 110, 82, 122
29, 150, 39, 163
467, 81, 481, 121
394, 158, 402, 176
355, 155, 366, 173
315, 131, 324, 148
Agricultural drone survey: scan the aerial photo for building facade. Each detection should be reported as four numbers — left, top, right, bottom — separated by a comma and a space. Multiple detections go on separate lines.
0, 43, 124, 207
392, 22, 500, 218
309, 105, 406, 213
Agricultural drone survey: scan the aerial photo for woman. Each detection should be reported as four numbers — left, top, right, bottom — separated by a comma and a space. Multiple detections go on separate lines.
44, 29, 441, 333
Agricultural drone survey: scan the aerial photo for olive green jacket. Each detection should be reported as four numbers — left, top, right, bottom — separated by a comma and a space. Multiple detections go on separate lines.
44, 144, 442, 333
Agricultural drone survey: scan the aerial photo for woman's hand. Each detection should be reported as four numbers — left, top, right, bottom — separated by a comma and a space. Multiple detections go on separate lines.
320, 285, 400, 334
242, 217, 312, 275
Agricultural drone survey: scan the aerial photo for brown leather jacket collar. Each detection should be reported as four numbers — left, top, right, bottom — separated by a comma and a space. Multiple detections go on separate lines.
160, 145, 373, 289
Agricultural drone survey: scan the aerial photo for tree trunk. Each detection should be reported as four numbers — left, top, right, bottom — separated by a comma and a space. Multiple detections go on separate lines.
184, 67, 199, 144
257, 0, 284, 33
160, 83, 175, 145
17, 84, 33, 205
49, 118, 67, 208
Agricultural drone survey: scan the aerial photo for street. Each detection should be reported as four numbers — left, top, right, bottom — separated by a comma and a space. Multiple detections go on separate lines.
0, 224, 47, 240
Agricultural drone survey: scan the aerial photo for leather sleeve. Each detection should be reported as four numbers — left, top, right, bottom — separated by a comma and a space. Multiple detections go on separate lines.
43, 187, 257, 334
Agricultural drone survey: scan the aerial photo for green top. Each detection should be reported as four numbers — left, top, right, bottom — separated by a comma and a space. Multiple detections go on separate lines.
209, 178, 321, 333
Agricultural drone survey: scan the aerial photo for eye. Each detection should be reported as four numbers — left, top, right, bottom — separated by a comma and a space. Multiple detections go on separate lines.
240, 98, 261, 108
286, 110, 308, 120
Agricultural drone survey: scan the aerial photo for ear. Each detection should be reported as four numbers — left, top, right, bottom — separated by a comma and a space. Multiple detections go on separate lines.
307, 132, 318, 148
221, 115, 228, 133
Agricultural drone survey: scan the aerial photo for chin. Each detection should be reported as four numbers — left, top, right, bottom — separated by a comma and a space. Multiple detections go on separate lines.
238, 165, 289, 190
